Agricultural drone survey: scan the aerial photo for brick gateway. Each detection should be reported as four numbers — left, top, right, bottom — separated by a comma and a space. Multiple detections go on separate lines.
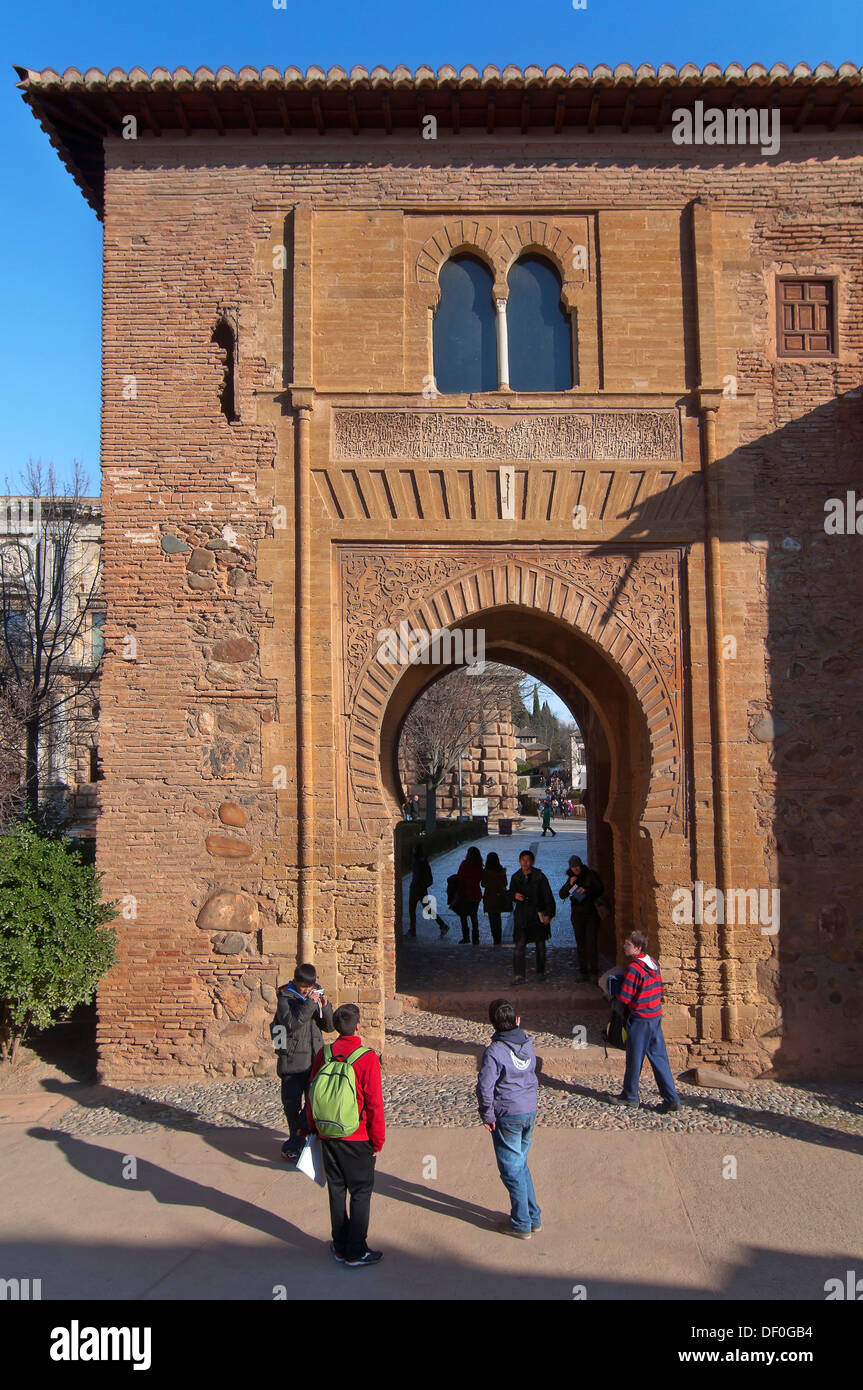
17, 62, 863, 1080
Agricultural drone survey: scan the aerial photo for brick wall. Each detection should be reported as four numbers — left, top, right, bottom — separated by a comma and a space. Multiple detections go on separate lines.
94, 130, 863, 1079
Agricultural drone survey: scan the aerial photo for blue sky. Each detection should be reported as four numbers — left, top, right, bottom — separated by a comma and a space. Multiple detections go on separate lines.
2, 0, 860, 492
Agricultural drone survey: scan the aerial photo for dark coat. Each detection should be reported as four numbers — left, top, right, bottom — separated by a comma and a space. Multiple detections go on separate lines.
481, 866, 509, 913
559, 865, 604, 925
508, 867, 556, 941
271, 984, 335, 1076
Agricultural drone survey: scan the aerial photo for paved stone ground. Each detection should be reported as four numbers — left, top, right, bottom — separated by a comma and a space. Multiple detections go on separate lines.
398, 822, 600, 995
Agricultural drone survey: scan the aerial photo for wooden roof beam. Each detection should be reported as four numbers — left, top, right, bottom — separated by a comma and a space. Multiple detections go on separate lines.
587, 90, 600, 132
311, 95, 325, 134
242, 94, 258, 135
621, 93, 636, 132
69, 96, 111, 134
793, 90, 815, 131
276, 92, 292, 135
138, 94, 161, 136
382, 93, 392, 135
554, 93, 566, 133
828, 89, 853, 129
451, 92, 460, 134
172, 97, 191, 134
206, 96, 225, 135
520, 95, 529, 133
346, 92, 359, 135
655, 91, 672, 132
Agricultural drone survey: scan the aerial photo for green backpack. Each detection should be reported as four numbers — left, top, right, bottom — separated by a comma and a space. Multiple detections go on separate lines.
310, 1044, 371, 1138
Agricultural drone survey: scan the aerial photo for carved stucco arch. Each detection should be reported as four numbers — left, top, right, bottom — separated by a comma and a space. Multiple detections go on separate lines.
415, 220, 498, 308
338, 546, 685, 838
491, 221, 586, 311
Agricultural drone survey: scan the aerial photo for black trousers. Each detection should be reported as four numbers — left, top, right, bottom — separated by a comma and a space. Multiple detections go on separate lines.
408, 883, 424, 929
487, 910, 503, 945
572, 911, 600, 975
280, 1069, 311, 1153
321, 1138, 376, 1261
513, 931, 546, 977
459, 905, 479, 942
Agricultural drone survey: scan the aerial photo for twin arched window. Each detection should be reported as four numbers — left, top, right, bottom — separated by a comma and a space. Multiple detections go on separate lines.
433, 253, 573, 394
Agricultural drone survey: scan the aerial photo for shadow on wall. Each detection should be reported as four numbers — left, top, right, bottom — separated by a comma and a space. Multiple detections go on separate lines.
612, 387, 863, 1080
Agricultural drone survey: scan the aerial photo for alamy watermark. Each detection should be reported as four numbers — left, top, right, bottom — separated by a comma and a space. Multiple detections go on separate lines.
376, 622, 486, 673
672, 100, 780, 157
671, 881, 779, 935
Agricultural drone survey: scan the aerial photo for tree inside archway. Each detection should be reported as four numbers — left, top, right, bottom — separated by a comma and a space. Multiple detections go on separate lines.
399, 663, 526, 831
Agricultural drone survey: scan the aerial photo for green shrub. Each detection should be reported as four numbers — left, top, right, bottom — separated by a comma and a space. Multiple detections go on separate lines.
0, 821, 118, 1061
396, 817, 489, 872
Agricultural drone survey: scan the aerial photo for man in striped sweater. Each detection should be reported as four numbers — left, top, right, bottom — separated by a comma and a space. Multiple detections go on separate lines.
611, 929, 681, 1113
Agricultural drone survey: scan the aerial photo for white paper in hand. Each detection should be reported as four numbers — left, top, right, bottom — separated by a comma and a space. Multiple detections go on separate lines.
296, 1135, 326, 1186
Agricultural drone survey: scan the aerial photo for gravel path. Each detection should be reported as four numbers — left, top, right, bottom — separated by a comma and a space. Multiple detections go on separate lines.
43, 1074, 863, 1144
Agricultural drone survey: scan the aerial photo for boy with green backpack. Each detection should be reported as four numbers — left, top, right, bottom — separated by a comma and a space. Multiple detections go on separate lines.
303, 1003, 386, 1268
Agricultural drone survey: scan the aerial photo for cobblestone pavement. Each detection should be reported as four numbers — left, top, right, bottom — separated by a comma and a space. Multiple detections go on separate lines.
43, 1073, 863, 1144
398, 823, 604, 995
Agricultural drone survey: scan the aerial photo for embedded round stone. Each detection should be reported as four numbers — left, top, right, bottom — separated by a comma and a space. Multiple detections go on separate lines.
212, 638, 256, 663
188, 573, 217, 591
219, 803, 247, 827
161, 534, 191, 554
187, 547, 216, 573
205, 834, 252, 859
212, 932, 246, 955
196, 890, 259, 933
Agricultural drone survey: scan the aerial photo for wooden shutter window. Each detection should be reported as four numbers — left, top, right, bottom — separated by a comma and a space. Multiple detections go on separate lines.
777, 279, 836, 357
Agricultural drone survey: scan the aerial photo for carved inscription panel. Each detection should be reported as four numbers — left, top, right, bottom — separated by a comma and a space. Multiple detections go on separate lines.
332, 409, 682, 463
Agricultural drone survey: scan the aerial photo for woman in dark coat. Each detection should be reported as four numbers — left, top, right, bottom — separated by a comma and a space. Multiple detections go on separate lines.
481, 850, 509, 947
456, 844, 484, 944
508, 849, 556, 982
408, 842, 448, 937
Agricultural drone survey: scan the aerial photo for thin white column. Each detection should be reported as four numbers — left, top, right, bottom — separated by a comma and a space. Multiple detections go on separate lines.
495, 298, 510, 390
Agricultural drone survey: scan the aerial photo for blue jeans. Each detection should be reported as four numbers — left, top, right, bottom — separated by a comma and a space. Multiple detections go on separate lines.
623, 1016, 679, 1104
491, 1112, 541, 1233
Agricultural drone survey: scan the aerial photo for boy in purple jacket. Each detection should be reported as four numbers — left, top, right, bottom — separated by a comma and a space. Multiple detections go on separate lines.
476, 998, 541, 1239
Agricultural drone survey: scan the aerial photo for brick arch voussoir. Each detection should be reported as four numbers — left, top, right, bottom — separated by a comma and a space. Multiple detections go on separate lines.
346, 560, 681, 832
415, 220, 499, 297
491, 220, 577, 285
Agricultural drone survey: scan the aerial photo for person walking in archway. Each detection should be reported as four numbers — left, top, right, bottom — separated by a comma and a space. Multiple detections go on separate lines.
407, 841, 448, 937
456, 845, 484, 944
481, 850, 509, 947
559, 855, 604, 982
540, 801, 556, 837
509, 850, 556, 983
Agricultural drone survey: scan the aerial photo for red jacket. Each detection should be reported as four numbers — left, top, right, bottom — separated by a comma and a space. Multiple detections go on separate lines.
306, 1035, 386, 1152
457, 858, 484, 903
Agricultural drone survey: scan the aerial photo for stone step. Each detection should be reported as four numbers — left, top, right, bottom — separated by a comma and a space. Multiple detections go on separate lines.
393, 988, 608, 1014
383, 1040, 625, 1078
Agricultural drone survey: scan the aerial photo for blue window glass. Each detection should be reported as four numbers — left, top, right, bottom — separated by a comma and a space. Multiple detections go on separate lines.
433, 255, 497, 394
506, 255, 573, 391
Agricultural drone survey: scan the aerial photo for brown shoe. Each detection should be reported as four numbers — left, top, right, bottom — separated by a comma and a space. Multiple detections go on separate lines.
499, 1220, 532, 1239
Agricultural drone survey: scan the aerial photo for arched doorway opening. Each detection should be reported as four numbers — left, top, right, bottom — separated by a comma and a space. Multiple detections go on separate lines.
377, 605, 658, 1003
